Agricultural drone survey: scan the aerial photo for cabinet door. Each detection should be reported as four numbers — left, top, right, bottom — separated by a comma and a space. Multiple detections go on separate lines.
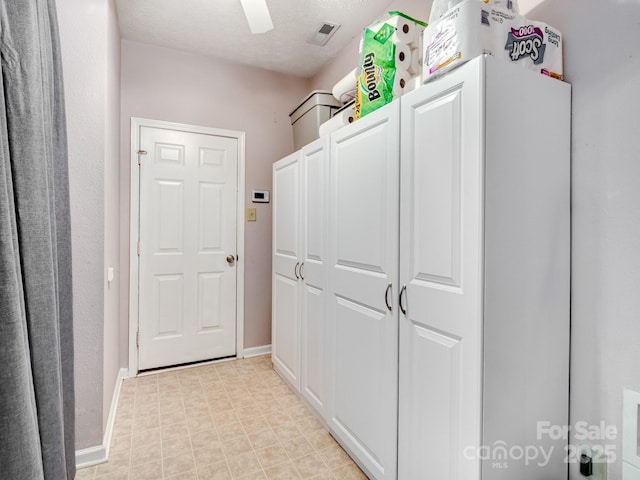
398, 57, 484, 480
328, 101, 400, 480
272, 152, 301, 389
300, 138, 329, 416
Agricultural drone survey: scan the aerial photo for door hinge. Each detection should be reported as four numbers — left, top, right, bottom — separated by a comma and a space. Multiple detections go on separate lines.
137, 150, 147, 165
136, 329, 140, 348
137, 241, 141, 256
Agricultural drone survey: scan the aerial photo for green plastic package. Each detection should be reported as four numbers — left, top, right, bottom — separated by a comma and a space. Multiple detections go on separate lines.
354, 12, 427, 119
354, 23, 397, 119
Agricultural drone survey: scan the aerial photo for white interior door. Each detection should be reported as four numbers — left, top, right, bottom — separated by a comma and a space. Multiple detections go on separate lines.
328, 101, 400, 480
138, 125, 238, 370
272, 152, 301, 388
398, 59, 484, 479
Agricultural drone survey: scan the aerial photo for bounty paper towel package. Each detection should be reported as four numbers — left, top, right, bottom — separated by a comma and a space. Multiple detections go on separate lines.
355, 12, 427, 119
422, 0, 563, 83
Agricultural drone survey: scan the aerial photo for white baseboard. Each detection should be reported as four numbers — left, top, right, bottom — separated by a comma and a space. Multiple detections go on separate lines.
243, 344, 272, 358
75, 367, 127, 469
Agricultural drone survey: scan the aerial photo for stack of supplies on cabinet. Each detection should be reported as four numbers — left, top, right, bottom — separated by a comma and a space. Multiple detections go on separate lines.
354, 11, 427, 119
422, 0, 563, 83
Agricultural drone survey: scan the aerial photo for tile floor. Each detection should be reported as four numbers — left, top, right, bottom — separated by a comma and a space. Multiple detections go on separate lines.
75, 355, 368, 480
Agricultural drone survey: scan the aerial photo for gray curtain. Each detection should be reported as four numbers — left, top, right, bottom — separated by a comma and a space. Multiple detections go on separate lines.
0, 0, 75, 479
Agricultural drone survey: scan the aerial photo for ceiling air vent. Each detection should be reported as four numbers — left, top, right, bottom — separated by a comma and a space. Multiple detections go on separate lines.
308, 22, 340, 46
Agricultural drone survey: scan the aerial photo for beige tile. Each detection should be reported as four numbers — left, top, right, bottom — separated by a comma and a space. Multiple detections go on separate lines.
281, 437, 314, 460
163, 451, 196, 477
197, 460, 232, 480
130, 443, 162, 467
186, 413, 214, 431
292, 453, 330, 479
264, 461, 303, 480
242, 415, 270, 436
331, 464, 367, 480
127, 459, 162, 479
161, 408, 187, 426
162, 434, 193, 459
232, 396, 256, 410
212, 408, 240, 426
256, 445, 290, 469
317, 444, 352, 470
217, 421, 246, 440
227, 451, 262, 478
132, 426, 161, 449
94, 452, 130, 478
74, 466, 96, 479
94, 472, 128, 480
165, 470, 198, 480
306, 431, 337, 452
190, 428, 219, 450
309, 472, 336, 480
248, 429, 279, 451
132, 413, 160, 432
162, 421, 190, 440
222, 436, 253, 459
109, 433, 132, 454
259, 402, 284, 416
134, 401, 159, 417
193, 443, 225, 469
272, 422, 304, 442
237, 471, 268, 480
265, 411, 291, 428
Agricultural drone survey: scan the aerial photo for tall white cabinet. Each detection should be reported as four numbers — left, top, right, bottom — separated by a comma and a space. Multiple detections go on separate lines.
398, 56, 570, 479
272, 55, 570, 480
272, 138, 329, 416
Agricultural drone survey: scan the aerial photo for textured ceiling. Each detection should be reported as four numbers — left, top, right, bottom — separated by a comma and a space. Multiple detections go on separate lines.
115, 0, 395, 78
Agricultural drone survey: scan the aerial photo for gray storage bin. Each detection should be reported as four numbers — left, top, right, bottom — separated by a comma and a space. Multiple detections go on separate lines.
289, 91, 342, 150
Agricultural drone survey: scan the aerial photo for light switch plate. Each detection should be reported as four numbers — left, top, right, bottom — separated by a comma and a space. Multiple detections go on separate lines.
247, 208, 257, 222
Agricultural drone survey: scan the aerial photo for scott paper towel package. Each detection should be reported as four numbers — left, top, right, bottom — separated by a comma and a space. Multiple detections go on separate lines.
422, 0, 563, 83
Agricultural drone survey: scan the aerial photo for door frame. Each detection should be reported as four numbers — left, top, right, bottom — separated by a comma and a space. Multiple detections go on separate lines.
128, 117, 246, 377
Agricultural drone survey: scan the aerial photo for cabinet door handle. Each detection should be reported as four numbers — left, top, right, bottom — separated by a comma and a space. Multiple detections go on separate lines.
385, 283, 392, 312
300, 262, 305, 280
399, 284, 407, 315
294, 262, 300, 279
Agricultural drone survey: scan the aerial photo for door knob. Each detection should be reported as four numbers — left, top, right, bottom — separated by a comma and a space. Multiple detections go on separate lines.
226, 255, 235, 265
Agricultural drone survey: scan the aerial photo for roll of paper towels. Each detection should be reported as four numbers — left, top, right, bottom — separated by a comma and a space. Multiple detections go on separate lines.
395, 42, 412, 72
372, 16, 423, 47
393, 69, 411, 97
332, 68, 358, 103
319, 106, 355, 137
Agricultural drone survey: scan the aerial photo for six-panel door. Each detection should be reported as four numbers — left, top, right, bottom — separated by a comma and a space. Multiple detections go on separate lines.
138, 126, 238, 370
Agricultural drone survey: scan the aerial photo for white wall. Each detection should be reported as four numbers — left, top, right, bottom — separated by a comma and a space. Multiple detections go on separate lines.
119, 40, 311, 358
57, 0, 121, 449
103, 0, 122, 431
519, 1, 640, 477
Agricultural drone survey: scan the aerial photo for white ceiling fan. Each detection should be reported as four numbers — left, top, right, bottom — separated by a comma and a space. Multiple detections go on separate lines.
240, 0, 274, 34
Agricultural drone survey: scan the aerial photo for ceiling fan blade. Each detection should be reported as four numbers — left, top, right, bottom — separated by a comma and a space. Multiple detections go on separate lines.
240, 0, 274, 34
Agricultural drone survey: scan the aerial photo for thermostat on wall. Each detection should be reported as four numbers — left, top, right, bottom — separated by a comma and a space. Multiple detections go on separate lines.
252, 190, 270, 203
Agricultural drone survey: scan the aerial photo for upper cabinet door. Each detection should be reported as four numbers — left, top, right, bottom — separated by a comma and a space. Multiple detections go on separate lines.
327, 101, 400, 480
299, 138, 329, 416
398, 57, 485, 480
272, 152, 301, 389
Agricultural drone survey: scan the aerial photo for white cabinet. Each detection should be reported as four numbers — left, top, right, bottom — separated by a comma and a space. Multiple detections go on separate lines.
273, 55, 570, 480
272, 138, 329, 416
398, 55, 570, 480
326, 101, 400, 480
